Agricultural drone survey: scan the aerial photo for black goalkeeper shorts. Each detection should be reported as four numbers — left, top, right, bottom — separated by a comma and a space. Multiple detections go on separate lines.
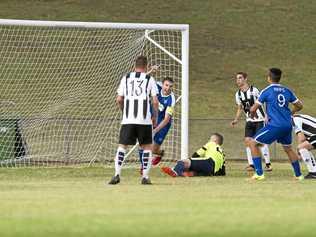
189, 158, 215, 176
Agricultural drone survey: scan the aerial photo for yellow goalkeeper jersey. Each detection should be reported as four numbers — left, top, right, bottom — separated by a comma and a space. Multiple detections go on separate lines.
192, 141, 225, 173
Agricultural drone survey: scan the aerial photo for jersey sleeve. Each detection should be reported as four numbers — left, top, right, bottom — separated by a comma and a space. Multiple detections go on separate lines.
117, 76, 125, 96
149, 77, 158, 97
257, 90, 267, 105
253, 87, 260, 99
156, 81, 162, 89
196, 143, 208, 157
288, 89, 299, 103
235, 91, 241, 105
293, 117, 303, 134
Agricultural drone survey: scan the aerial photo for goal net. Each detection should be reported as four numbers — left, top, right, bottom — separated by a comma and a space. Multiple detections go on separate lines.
0, 19, 189, 167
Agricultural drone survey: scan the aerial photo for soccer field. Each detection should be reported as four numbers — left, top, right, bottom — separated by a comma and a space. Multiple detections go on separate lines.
0, 162, 315, 237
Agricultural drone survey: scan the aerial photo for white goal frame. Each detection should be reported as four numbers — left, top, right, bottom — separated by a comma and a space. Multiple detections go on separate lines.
0, 19, 189, 163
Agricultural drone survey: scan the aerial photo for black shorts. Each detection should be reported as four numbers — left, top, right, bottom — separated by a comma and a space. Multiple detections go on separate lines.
307, 135, 316, 149
119, 124, 152, 145
245, 121, 264, 138
189, 158, 215, 176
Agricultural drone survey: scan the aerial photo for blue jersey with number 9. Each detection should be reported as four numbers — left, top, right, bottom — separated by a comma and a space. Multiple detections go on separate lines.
257, 84, 298, 128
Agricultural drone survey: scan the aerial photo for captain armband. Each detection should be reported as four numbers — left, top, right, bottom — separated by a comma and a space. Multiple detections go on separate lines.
166, 106, 174, 116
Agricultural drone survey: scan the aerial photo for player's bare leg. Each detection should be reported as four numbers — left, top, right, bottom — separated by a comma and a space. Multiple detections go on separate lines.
244, 137, 254, 171
297, 142, 316, 179
152, 143, 164, 166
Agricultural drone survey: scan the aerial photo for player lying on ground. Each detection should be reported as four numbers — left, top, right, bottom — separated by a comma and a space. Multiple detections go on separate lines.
108, 55, 159, 185
249, 68, 303, 181
231, 71, 271, 172
293, 114, 316, 179
161, 133, 225, 177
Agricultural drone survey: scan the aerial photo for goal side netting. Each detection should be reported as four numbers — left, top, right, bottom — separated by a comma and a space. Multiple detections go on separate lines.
0, 19, 189, 167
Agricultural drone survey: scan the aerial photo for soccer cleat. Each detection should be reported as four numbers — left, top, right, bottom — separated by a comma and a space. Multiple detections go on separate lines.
108, 175, 120, 185
251, 173, 265, 181
294, 175, 304, 181
182, 171, 195, 177
245, 164, 255, 171
264, 163, 273, 172
152, 156, 162, 166
161, 166, 177, 177
141, 177, 152, 185
304, 172, 316, 179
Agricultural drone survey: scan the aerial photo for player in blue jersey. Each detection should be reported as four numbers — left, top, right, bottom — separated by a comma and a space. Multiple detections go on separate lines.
151, 77, 176, 165
249, 68, 303, 180
139, 77, 176, 171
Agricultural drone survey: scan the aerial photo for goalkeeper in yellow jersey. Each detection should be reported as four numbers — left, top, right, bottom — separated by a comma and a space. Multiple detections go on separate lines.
161, 133, 226, 177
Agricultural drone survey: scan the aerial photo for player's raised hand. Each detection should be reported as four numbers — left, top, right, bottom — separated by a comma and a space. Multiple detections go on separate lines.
147, 64, 160, 74
230, 119, 238, 127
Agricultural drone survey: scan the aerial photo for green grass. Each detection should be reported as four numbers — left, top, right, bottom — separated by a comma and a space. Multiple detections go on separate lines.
0, 162, 315, 237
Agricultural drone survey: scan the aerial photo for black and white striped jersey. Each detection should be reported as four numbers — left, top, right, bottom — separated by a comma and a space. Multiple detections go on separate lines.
293, 114, 316, 137
235, 85, 265, 122
117, 71, 158, 125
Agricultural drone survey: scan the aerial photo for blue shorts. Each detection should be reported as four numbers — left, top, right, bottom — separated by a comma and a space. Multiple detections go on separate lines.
254, 124, 292, 146
153, 123, 171, 145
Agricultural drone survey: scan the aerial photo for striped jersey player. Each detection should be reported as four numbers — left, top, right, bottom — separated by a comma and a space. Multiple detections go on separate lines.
293, 114, 316, 179
109, 55, 159, 185
231, 72, 271, 171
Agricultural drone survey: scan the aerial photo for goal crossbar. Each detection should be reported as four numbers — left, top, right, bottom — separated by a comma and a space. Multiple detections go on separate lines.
0, 19, 189, 31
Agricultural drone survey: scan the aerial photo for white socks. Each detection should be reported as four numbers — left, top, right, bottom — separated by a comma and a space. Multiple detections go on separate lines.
299, 148, 316, 173
114, 147, 126, 176
246, 147, 253, 165
260, 144, 271, 164
246, 145, 270, 165
142, 150, 152, 179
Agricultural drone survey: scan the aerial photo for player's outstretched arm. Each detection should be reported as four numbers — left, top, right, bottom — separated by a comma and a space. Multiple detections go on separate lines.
153, 105, 174, 134
116, 96, 124, 111
250, 102, 260, 118
291, 100, 303, 115
147, 65, 160, 75
231, 105, 243, 127
151, 95, 159, 127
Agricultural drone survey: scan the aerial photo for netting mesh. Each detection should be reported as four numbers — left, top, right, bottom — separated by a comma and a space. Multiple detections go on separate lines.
0, 23, 183, 166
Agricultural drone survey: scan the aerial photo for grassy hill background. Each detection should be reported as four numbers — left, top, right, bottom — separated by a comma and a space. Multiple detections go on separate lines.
0, 0, 314, 117
0, 0, 315, 156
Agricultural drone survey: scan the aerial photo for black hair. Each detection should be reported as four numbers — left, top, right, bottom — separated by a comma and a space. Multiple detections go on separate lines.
269, 68, 282, 82
212, 132, 224, 145
162, 77, 174, 84
236, 72, 248, 79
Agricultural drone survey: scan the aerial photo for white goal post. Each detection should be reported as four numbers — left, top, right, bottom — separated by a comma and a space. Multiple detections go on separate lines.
0, 19, 189, 166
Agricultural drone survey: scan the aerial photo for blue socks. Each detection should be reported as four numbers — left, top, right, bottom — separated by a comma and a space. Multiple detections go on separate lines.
139, 149, 143, 168
291, 160, 302, 177
253, 157, 263, 176
173, 161, 185, 176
